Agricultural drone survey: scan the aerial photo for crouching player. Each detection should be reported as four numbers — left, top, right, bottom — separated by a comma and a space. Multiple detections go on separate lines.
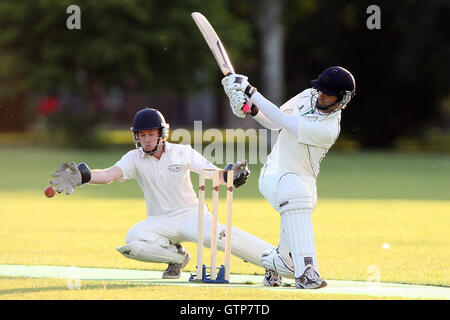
49, 107, 282, 286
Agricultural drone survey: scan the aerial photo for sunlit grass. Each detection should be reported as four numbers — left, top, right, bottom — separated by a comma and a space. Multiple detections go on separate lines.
1, 276, 401, 300
0, 146, 448, 299
1, 194, 448, 287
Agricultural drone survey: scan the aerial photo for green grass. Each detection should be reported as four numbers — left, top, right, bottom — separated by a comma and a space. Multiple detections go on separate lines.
0, 145, 449, 299
1, 145, 449, 200
1, 277, 399, 300
318, 151, 450, 200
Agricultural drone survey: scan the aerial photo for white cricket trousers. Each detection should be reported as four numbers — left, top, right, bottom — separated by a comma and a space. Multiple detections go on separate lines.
123, 204, 274, 267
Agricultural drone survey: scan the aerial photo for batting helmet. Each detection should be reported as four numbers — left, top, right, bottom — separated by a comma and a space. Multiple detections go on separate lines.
310, 66, 356, 112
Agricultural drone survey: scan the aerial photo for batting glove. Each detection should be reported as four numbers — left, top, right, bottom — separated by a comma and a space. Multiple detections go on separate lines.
227, 89, 249, 118
221, 74, 257, 99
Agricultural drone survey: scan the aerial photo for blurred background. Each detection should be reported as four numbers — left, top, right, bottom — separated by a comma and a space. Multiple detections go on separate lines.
0, 0, 448, 150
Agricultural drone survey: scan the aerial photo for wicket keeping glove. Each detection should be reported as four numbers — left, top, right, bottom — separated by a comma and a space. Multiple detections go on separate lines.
50, 162, 91, 195
224, 160, 250, 188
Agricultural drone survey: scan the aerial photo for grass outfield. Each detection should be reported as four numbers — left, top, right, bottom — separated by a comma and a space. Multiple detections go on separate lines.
0, 145, 449, 299
1, 277, 400, 300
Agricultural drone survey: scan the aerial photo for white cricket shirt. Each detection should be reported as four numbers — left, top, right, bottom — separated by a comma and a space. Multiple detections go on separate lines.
257, 89, 341, 178
115, 142, 218, 217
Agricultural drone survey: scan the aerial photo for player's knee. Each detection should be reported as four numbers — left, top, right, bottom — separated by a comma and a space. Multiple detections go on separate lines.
117, 235, 177, 261
276, 190, 312, 215
116, 240, 145, 260
277, 197, 312, 215
275, 174, 313, 215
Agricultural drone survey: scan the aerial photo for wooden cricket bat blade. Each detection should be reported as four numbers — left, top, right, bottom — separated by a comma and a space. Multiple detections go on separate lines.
191, 12, 251, 114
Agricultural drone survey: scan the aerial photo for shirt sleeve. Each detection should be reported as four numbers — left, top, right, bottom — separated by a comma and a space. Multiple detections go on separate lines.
184, 145, 219, 178
251, 92, 299, 134
279, 95, 299, 113
114, 150, 137, 181
251, 91, 340, 149
253, 111, 281, 130
296, 117, 340, 149
252, 92, 307, 130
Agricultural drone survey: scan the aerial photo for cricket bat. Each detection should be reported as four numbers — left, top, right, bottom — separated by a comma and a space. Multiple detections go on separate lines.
191, 12, 251, 114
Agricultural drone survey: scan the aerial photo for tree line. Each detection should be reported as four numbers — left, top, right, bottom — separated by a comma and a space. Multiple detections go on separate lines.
0, 0, 448, 148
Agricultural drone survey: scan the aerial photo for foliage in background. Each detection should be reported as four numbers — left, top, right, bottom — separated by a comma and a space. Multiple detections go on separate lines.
0, 0, 251, 145
283, 0, 449, 148
0, 0, 448, 149
0, 0, 251, 95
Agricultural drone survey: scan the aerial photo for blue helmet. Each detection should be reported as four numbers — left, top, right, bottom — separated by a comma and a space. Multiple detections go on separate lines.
310, 66, 356, 112
130, 108, 169, 153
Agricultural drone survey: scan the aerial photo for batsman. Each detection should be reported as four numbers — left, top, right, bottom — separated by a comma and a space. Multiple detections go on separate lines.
222, 66, 356, 289
49, 108, 281, 284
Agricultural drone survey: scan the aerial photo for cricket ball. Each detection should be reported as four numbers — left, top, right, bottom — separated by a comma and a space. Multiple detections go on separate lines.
45, 186, 56, 198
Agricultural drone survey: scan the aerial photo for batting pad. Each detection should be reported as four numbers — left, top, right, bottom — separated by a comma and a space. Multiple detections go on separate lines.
281, 210, 318, 278
214, 225, 275, 268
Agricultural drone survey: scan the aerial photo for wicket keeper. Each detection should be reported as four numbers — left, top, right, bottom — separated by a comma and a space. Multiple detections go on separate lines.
49, 108, 282, 285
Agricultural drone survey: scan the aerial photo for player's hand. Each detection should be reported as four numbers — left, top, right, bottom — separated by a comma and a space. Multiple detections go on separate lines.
50, 162, 91, 195
224, 160, 250, 188
222, 74, 248, 95
221, 74, 257, 99
226, 89, 248, 119
231, 159, 250, 188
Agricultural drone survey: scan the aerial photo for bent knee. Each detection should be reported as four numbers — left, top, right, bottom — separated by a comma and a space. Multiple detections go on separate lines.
275, 174, 313, 214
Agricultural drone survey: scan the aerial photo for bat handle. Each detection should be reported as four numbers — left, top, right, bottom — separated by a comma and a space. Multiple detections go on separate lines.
242, 102, 251, 114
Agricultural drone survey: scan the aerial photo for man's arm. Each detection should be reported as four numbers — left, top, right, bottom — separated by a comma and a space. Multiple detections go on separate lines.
251, 109, 282, 130
186, 145, 249, 188
90, 166, 123, 184
249, 93, 299, 134
50, 162, 123, 195
222, 74, 298, 134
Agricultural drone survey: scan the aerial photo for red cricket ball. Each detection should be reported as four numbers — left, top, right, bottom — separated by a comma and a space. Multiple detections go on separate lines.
45, 186, 56, 198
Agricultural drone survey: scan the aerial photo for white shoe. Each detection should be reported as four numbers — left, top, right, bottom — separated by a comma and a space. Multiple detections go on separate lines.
261, 246, 295, 279
295, 264, 327, 289
263, 268, 282, 287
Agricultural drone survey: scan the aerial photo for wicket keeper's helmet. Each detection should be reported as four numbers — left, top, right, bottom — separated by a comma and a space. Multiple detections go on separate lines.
131, 108, 169, 138
130, 108, 169, 150
310, 66, 356, 111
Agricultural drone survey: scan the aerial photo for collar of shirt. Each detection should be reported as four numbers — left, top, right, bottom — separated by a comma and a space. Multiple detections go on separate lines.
315, 108, 341, 120
138, 141, 170, 159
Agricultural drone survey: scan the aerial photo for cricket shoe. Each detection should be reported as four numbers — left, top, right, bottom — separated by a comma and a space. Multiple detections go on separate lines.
263, 268, 282, 287
295, 264, 327, 289
162, 244, 191, 279
261, 246, 295, 279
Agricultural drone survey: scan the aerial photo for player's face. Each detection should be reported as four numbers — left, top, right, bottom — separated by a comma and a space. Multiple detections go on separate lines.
318, 91, 338, 106
137, 129, 161, 152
